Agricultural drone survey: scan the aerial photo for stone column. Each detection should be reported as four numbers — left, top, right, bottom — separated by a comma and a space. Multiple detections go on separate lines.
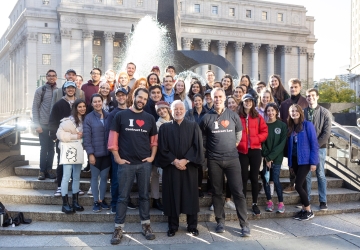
217, 40, 228, 78
307, 52, 315, 87
281, 45, 292, 89
181, 37, 193, 50
298, 47, 307, 80
234, 42, 245, 77
83, 30, 94, 77
200, 39, 211, 77
250, 43, 261, 81
25, 32, 38, 110
61, 29, 72, 75
266, 44, 277, 80
104, 31, 114, 71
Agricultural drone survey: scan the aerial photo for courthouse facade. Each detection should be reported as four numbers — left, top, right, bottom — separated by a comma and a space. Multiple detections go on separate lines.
0, 0, 316, 114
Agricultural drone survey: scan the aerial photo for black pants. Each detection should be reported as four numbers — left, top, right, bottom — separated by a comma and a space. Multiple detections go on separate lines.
168, 214, 197, 230
208, 158, 249, 227
55, 140, 63, 188
292, 157, 310, 207
239, 149, 262, 203
198, 166, 203, 189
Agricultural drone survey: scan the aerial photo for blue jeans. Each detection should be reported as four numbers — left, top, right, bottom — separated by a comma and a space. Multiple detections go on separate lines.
115, 162, 152, 227
61, 164, 82, 196
110, 154, 119, 209
38, 124, 55, 173
262, 163, 283, 202
306, 148, 327, 203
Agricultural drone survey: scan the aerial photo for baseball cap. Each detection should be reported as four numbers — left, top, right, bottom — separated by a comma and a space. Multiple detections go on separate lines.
63, 81, 76, 88
66, 69, 76, 75
151, 66, 160, 71
242, 93, 254, 102
155, 101, 170, 113
204, 89, 212, 95
115, 87, 128, 95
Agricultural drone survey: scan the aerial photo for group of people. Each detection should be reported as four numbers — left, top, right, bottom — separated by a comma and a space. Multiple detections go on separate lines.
32, 63, 332, 244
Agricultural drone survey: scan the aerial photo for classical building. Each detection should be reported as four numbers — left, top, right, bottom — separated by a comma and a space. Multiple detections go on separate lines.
0, 0, 316, 115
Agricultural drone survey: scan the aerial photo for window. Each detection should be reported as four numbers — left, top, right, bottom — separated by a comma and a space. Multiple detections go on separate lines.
42, 34, 51, 44
194, 4, 200, 13
44, 23, 48, 27
212, 6, 218, 15
93, 55, 102, 68
246, 10, 251, 18
278, 13, 284, 22
93, 39, 101, 46
43, 0, 49, 5
137, 0, 143, 6
117, 0, 123, 4
42, 54, 51, 65
179, 2, 182, 11
262, 11, 267, 20
229, 8, 235, 17
113, 41, 120, 47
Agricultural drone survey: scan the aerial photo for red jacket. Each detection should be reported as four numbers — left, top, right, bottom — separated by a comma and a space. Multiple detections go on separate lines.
237, 115, 268, 154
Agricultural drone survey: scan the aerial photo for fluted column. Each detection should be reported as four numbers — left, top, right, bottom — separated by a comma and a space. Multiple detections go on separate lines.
181, 37, 193, 50
234, 42, 245, 77
250, 43, 261, 81
83, 30, 94, 77
217, 40, 228, 78
281, 46, 293, 89
266, 44, 277, 80
200, 39, 211, 77
25, 32, 38, 110
298, 47, 307, 80
61, 29, 72, 75
104, 32, 115, 71
307, 52, 315, 87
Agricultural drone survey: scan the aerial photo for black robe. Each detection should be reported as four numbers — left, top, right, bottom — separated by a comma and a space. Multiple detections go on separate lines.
155, 119, 204, 216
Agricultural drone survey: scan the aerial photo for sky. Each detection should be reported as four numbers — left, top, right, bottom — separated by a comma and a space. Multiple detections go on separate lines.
0, 0, 352, 81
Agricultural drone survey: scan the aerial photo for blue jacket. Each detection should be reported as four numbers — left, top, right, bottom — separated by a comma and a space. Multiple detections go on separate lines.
288, 121, 319, 167
161, 86, 175, 104
83, 110, 110, 157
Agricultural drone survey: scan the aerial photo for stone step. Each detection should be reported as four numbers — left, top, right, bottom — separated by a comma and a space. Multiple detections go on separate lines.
0, 187, 358, 207
2, 201, 360, 224
0, 175, 344, 192
15, 165, 319, 179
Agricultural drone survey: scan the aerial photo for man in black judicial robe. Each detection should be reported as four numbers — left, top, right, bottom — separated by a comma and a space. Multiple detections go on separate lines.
155, 100, 204, 237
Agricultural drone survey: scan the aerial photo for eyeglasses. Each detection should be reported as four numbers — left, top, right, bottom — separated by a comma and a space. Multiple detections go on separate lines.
47, 75, 57, 77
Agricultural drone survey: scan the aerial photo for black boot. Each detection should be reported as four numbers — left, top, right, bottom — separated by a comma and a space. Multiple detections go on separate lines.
62, 195, 74, 214
152, 198, 163, 211
72, 192, 84, 212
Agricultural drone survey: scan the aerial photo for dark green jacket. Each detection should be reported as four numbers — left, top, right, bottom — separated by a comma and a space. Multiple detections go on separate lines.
261, 120, 287, 164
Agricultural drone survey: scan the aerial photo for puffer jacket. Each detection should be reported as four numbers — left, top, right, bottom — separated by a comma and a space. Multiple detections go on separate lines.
56, 116, 83, 142
288, 121, 319, 167
83, 110, 110, 157
237, 114, 268, 154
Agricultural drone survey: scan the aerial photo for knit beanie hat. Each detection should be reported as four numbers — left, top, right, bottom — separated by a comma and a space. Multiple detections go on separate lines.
155, 101, 170, 113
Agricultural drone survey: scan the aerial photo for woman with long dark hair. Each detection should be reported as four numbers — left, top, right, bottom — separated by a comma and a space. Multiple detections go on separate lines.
221, 74, 234, 96
287, 104, 318, 221
147, 72, 161, 87
184, 80, 204, 111
98, 82, 116, 112
240, 74, 258, 103
83, 93, 111, 213
56, 99, 87, 214
268, 74, 290, 106
237, 94, 268, 216
261, 103, 287, 213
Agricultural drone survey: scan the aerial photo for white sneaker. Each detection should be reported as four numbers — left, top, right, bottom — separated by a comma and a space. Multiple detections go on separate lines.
87, 187, 92, 195
224, 200, 236, 211
259, 186, 265, 194
54, 187, 61, 197
270, 183, 274, 196
209, 204, 214, 211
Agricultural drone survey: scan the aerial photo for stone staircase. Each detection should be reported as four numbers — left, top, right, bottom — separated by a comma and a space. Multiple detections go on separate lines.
1, 162, 360, 236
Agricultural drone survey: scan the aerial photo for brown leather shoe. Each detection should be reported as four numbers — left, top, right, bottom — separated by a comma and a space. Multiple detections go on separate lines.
283, 185, 296, 194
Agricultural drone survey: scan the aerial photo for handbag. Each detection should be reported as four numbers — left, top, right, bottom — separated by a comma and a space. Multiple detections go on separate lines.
59, 119, 84, 165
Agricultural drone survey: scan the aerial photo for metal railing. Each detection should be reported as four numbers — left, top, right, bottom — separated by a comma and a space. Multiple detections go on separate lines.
0, 115, 20, 147
331, 121, 360, 164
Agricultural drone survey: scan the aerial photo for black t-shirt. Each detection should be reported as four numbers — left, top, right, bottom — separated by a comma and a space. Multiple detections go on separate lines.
110, 109, 157, 165
107, 107, 127, 131
199, 108, 243, 160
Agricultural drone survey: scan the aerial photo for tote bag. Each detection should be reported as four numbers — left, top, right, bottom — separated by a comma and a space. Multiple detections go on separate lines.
59, 140, 84, 165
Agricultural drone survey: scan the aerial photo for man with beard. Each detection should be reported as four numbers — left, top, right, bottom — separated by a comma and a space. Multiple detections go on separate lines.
199, 88, 250, 237
156, 100, 204, 237
127, 62, 137, 89
81, 68, 102, 106
108, 88, 158, 244
162, 75, 175, 104
49, 81, 79, 197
